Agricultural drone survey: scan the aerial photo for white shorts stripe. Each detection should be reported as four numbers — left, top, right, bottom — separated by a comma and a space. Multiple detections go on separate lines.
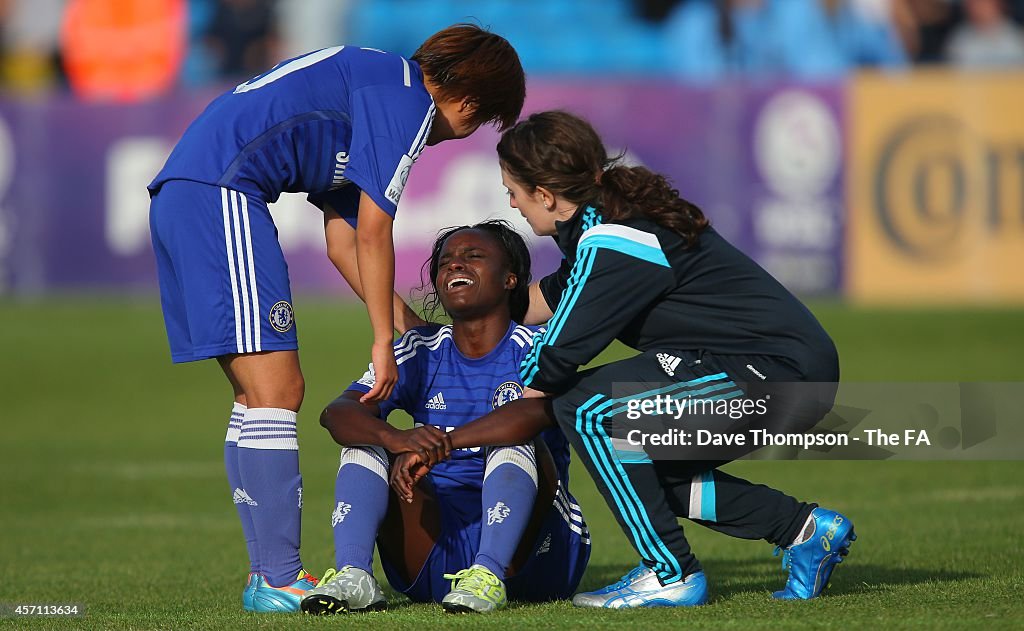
230, 191, 252, 353
555, 486, 586, 526
688, 474, 703, 520
238, 192, 261, 352
551, 496, 591, 543
221, 188, 244, 353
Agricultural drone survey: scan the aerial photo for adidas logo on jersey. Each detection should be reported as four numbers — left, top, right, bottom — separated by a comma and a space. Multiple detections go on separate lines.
425, 392, 446, 410
657, 353, 682, 377
233, 488, 258, 506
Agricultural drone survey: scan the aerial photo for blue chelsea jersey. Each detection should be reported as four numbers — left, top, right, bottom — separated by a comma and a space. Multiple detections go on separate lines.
149, 46, 436, 221
346, 323, 574, 496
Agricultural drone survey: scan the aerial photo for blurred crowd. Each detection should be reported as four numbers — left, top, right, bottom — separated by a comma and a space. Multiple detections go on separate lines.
1, 0, 1022, 99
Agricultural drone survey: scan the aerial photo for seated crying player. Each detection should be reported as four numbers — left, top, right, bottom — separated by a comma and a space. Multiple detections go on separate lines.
301, 221, 591, 614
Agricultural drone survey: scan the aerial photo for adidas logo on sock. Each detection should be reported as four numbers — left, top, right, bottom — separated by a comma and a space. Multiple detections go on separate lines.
233, 488, 258, 506
657, 353, 682, 377
425, 392, 446, 410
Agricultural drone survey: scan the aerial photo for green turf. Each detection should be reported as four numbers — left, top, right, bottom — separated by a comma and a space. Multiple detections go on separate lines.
1, 298, 1022, 629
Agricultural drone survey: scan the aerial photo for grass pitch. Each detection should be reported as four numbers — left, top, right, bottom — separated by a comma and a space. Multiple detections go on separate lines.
1, 298, 1022, 629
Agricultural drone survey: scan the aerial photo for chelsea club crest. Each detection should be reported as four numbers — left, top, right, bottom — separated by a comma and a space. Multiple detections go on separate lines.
269, 301, 294, 333
492, 381, 523, 408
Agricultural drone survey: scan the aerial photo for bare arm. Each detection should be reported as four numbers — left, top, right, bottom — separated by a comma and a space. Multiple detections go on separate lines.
320, 391, 451, 461
447, 398, 556, 452
320, 391, 394, 447
391, 398, 556, 501
324, 206, 425, 334
523, 281, 554, 325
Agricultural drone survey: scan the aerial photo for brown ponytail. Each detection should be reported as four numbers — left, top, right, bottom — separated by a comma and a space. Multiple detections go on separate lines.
599, 165, 708, 248
497, 111, 708, 247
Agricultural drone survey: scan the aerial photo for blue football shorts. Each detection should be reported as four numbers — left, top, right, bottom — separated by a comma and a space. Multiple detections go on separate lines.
149, 180, 298, 363
381, 482, 592, 603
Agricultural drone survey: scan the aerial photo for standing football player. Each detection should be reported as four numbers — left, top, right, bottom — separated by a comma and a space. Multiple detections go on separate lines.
147, 25, 524, 612
303, 221, 590, 614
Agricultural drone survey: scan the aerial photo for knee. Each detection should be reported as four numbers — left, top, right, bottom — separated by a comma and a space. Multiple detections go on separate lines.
287, 373, 306, 410
319, 403, 335, 430
551, 395, 577, 431
249, 372, 304, 411
551, 390, 603, 436
339, 446, 390, 479
484, 444, 539, 487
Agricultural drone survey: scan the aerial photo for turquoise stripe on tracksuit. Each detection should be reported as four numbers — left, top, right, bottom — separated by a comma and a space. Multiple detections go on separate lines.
521, 248, 597, 386
577, 394, 682, 583
581, 206, 601, 232
520, 247, 592, 383
578, 234, 670, 268
699, 471, 717, 522
574, 374, 740, 583
613, 449, 653, 464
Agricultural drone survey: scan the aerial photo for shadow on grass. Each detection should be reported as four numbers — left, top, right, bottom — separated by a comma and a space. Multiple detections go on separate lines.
371, 559, 983, 612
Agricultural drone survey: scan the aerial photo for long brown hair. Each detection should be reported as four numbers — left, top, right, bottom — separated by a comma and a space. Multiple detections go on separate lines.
412, 24, 525, 131
496, 110, 708, 247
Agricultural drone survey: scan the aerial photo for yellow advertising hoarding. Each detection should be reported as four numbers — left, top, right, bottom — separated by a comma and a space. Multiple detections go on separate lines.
848, 71, 1024, 304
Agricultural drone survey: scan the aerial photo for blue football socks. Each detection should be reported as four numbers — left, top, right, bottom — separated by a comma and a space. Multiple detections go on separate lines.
224, 402, 260, 573
475, 445, 539, 580
332, 447, 391, 573
237, 407, 303, 587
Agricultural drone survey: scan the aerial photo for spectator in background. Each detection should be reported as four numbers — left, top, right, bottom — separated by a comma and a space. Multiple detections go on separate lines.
663, 0, 766, 82
634, 0, 687, 22
203, 0, 280, 81
0, 0, 64, 94
61, 0, 186, 102
945, 0, 1024, 66
665, 0, 907, 82
895, 0, 961, 63
276, 0, 353, 60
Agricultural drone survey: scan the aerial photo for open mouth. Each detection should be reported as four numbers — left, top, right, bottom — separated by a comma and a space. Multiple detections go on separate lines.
446, 276, 475, 291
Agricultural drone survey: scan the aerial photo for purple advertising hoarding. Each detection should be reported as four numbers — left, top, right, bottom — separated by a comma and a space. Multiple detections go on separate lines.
0, 81, 843, 297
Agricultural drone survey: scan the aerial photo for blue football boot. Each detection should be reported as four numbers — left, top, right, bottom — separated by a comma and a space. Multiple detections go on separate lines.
773, 508, 856, 600
572, 564, 708, 608
251, 570, 319, 613
242, 572, 261, 611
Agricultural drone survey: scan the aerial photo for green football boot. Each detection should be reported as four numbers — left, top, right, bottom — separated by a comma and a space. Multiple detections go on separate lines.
441, 564, 507, 614
300, 566, 387, 614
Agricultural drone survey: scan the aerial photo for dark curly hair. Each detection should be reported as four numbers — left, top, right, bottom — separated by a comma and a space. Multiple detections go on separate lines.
420, 220, 532, 323
496, 110, 709, 247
